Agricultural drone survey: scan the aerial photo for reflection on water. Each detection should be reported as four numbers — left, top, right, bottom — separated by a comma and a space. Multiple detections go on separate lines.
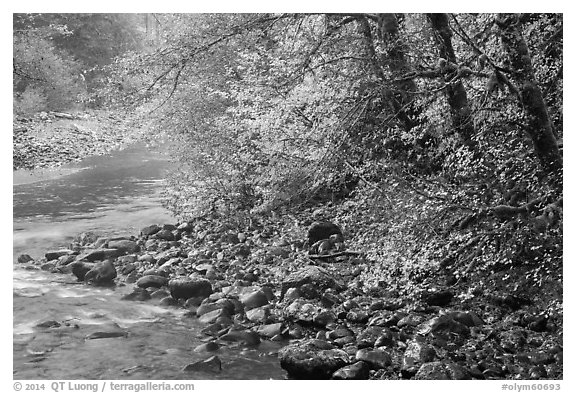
13, 143, 286, 380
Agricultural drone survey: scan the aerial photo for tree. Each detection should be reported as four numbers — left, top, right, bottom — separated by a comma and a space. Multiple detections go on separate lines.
426, 13, 476, 150
495, 13, 562, 192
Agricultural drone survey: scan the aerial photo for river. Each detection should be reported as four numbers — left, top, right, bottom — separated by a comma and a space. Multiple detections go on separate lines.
12, 143, 286, 380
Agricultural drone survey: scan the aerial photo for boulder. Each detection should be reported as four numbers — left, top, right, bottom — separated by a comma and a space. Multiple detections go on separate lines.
84, 260, 117, 285
307, 221, 343, 245
279, 339, 350, 379
136, 275, 169, 289
169, 278, 213, 300
280, 266, 343, 299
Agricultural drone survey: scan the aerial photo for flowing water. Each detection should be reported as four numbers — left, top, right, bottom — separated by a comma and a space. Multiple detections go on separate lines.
13, 143, 285, 380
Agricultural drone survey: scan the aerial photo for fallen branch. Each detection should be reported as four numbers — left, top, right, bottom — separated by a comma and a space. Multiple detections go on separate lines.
308, 250, 363, 260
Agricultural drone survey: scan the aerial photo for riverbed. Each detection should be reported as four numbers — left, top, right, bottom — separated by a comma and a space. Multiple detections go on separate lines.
12, 143, 285, 379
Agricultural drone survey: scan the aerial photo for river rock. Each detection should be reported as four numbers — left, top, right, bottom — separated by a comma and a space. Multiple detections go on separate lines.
332, 361, 370, 380
169, 278, 213, 300
136, 275, 169, 289
307, 221, 343, 245
121, 288, 151, 301
197, 302, 224, 317
151, 289, 171, 299
313, 310, 336, 327
94, 237, 109, 248
327, 326, 354, 340
82, 248, 123, 262
398, 314, 425, 328
45, 249, 74, 261
355, 348, 392, 369
219, 329, 260, 346
71, 261, 95, 281
84, 260, 117, 285
284, 299, 321, 324
346, 310, 370, 324
414, 361, 471, 380
257, 323, 284, 338
155, 229, 175, 241
85, 330, 127, 340
266, 246, 290, 258
246, 306, 271, 324
194, 342, 220, 353
141, 224, 161, 236
73, 231, 99, 246
280, 266, 343, 299
240, 289, 269, 311
401, 340, 437, 377
107, 239, 139, 254
279, 338, 350, 379
159, 297, 180, 307
199, 308, 228, 324
36, 320, 61, 328
17, 254, 34, 264
57, 254, 76, 266
357, 326, 394, 349
423, 290, 454, 306
448, 311, 484, 327
183, 355, 222, 373
499, 329, 527, 352
417, 315, 470, 337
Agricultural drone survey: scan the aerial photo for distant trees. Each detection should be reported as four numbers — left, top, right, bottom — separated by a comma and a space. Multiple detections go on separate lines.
13, 13, 145, 114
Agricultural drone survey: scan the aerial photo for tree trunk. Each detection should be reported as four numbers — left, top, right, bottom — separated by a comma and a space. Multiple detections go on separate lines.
377, 13, 421, 129
495, 14, 562, 191
427, 13, 476, 149
356, 16, 418, 132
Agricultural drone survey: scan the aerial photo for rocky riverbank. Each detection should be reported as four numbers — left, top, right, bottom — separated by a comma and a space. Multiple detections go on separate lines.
16, 213, 563, 380
13, 110, 146, 170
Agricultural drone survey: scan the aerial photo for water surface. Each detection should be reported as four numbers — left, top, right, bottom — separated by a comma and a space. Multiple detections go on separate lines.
13, 143, 285, 379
